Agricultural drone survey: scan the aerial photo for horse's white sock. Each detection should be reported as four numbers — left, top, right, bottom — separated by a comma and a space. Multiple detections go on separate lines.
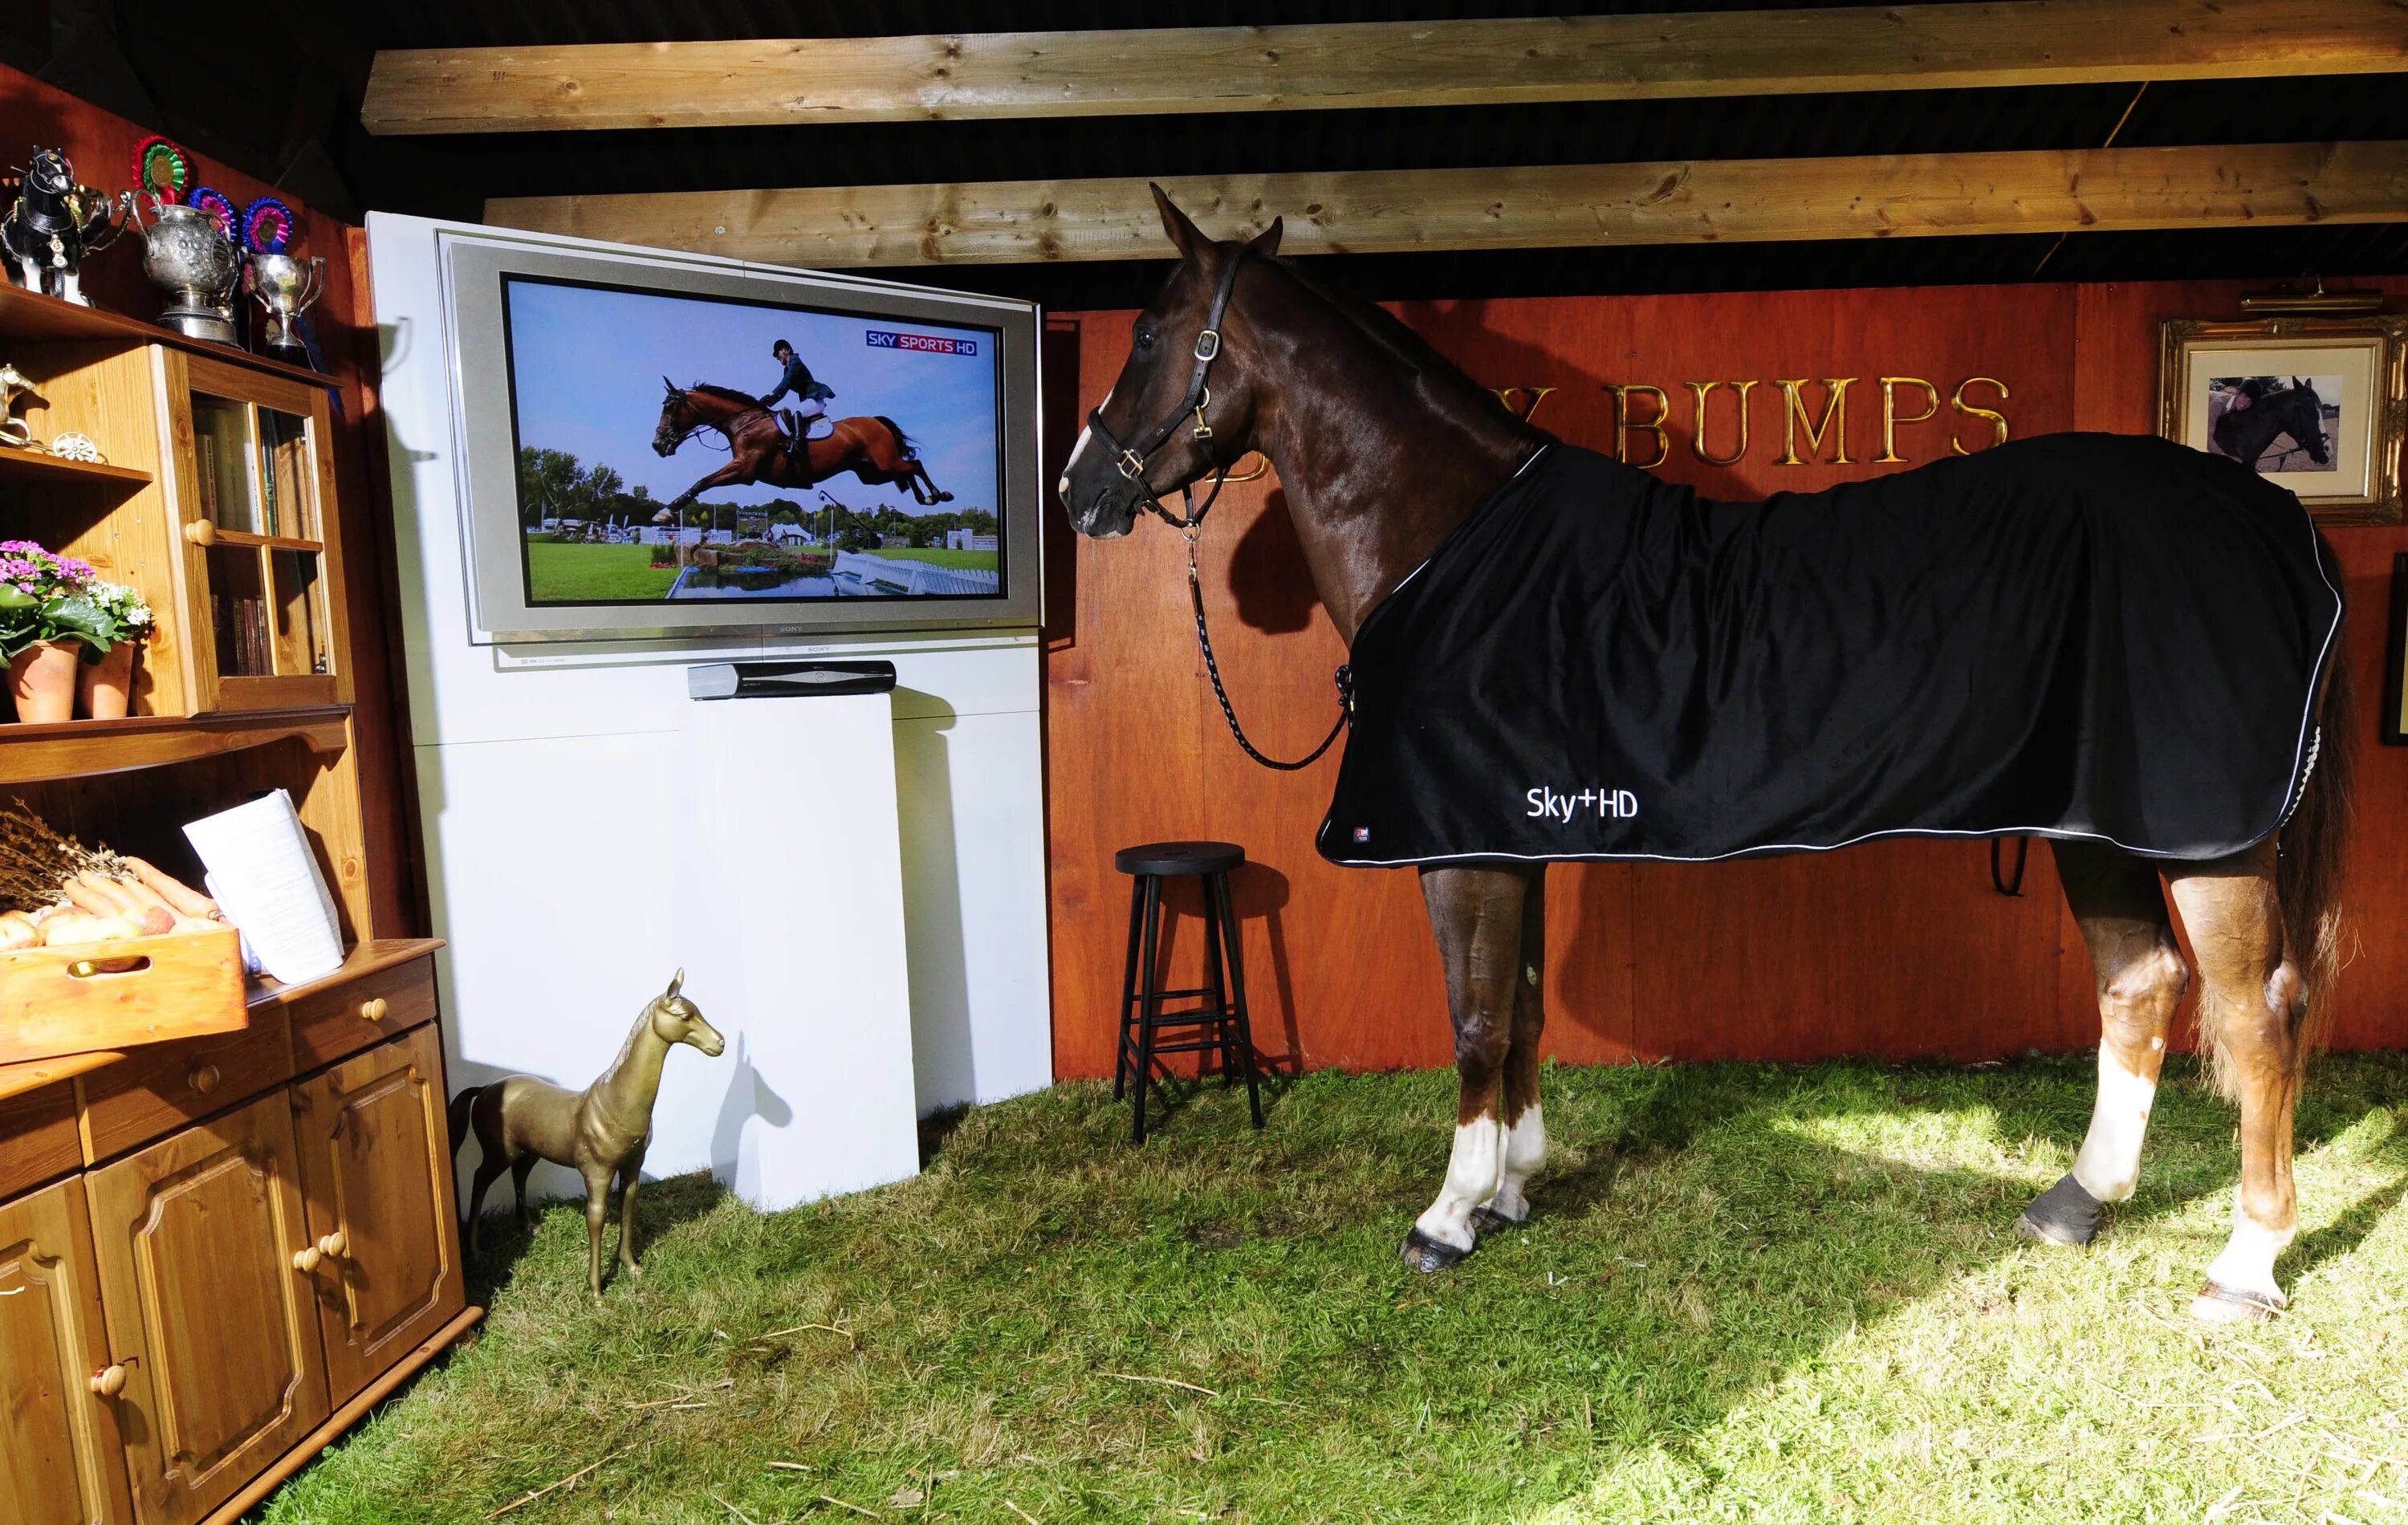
1414, 1118, 1504, 1250
1485, 1104, 1545, 1222
2071, 1044, 2159, 1202
2201, 1194, 2295, 1307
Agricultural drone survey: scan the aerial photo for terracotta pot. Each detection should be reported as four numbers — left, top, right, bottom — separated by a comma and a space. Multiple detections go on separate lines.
79, 640, 135, 720
8, 638, 82, 723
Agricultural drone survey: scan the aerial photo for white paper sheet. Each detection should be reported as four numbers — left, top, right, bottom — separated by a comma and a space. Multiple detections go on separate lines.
183, 790, 344, 983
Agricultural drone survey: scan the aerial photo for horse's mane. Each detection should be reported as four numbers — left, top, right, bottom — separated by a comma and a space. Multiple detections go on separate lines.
1266, 253, 1526, 422
689, 382, 759, 408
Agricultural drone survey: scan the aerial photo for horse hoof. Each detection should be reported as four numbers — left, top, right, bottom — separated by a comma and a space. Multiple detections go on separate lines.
2190, 1282, 2284, 1323
2015, 1173, 2101, 1247
1469, 1204, 1526, 1236
1401, 1226, 1472, 1275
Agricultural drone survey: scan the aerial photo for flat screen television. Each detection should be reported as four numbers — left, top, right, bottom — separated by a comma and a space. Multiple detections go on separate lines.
440, 233, 1042, 642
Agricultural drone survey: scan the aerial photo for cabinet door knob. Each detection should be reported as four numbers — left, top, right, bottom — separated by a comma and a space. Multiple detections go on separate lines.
359, 996, 388, 1023
292, 1245, 323, 1273
186, 1063, 220, 1095
318, 1230, 348, 1259
182, 519, 218, 547
88, 1363, 128, 1398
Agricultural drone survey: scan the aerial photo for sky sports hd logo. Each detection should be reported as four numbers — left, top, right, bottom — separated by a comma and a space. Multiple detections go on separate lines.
866, 329, 979, 356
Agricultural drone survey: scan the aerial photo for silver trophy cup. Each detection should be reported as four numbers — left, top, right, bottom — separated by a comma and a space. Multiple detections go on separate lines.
248, 252, 326, 359
133, 201, 242, 344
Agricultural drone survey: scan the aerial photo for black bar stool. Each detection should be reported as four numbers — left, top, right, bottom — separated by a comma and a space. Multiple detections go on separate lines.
1113, 840, 1264, 1144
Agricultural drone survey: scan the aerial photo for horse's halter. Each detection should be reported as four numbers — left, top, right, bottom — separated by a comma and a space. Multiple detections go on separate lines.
1088, 242, 1352, 771
1084, 244, 1251, 535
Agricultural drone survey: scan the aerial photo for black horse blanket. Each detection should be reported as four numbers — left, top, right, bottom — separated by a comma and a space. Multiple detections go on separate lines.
1317, 434, 2341, 868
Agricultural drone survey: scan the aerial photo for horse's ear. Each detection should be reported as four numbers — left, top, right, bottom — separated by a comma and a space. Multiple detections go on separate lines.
1151, 182, 1205, 265
1247, 217, 1283, 258
665, 967, 684, 998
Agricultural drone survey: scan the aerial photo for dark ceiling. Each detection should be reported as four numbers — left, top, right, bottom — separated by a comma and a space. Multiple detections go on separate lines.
14, 1, 2408, 308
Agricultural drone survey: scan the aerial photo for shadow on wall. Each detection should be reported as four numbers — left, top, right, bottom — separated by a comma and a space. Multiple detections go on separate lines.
710, 1031, 795, 1194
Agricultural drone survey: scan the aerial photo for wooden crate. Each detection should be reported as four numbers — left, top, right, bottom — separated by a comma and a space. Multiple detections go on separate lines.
0, 925, 246, 1065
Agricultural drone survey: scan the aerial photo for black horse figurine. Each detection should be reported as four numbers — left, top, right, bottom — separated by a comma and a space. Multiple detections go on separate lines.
2, 148, 130, 307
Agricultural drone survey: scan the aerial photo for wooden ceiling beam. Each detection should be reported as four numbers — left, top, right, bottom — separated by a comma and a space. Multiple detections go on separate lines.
483, 140, 2408, 268
364, 1, 2408, 136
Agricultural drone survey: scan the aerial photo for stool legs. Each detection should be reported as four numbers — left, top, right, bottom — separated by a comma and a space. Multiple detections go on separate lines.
1132, 874, 1164, 1145
1210, 871, 1266, 1130
1114, 874, 1145, 1101
1116, 868, 1263, 1144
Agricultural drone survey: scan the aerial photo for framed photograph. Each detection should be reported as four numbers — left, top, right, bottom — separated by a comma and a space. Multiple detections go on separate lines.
2387, 554, 2408, 745
2161, 315, 2407, 525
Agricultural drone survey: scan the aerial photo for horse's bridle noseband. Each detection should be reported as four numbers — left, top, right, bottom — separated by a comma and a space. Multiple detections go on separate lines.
1083, 243, 1251, 535
1084, 242, 1352, 772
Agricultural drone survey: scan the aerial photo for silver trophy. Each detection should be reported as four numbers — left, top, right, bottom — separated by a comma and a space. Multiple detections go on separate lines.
132, 200, 242, 343
247, 251, 324, 360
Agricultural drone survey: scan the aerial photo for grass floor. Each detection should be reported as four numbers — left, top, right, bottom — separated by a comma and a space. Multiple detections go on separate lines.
257, 1055, 2408, 1524
525, 542, 681, 601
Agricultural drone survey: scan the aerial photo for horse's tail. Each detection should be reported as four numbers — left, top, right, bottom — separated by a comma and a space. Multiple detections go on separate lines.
874, 416, 917, 458
2276, 529, 2354, 1085
448, 1084, 485, 1157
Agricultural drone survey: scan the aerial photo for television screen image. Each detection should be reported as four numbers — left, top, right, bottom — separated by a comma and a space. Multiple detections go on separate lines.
500, 274, 1006, 606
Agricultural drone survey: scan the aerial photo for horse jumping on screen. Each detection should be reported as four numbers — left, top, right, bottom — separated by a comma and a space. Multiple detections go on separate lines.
1059, 189, 2353, 1322
449, 970, 725, 1299
653, 380, 953, 507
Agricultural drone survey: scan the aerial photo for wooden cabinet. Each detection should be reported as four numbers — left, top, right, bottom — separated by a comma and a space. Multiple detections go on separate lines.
291, 1023, 463, 1405
86, 1089, 332, 1525
166, 352, 350, 714
0, 1176, 132, 1525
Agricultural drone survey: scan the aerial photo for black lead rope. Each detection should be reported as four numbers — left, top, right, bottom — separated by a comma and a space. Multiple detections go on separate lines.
1990, 835, 2028, 897
1186, 529, 1352, 771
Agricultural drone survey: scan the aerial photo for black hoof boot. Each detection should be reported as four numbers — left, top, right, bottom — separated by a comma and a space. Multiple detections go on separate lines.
1469, 1204, 1526, 1236
2016, 1173, 2103, 1247
1401, 1226, 1473, 1275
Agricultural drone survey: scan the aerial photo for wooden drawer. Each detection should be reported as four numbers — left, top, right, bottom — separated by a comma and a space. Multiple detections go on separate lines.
78, 1011, 295, 1165
290, 954, 437, 1072
0, 1080, 81, 1202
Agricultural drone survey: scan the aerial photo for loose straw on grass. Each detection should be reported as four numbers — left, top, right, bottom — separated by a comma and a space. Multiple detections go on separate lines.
1098, 1372, 1217, 1397
818, 1494, 881, 1518
486, 1448, 624, 1519
1004, 1502, 1042, 1525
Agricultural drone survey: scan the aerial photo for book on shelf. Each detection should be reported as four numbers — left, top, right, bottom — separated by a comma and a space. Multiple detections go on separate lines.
197, 432, 220, 523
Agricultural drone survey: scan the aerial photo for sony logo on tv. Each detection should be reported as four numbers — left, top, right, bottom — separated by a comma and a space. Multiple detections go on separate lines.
866, 329, 979, 356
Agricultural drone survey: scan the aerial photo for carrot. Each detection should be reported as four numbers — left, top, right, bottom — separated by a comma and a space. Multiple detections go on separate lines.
120, 857, 218, 918
60, 876, 124, 917
110, 873, 177, 913
73, 871, 143, 916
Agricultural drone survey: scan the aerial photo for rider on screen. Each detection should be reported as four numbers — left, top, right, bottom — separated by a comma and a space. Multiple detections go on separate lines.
760, 339, 836, 453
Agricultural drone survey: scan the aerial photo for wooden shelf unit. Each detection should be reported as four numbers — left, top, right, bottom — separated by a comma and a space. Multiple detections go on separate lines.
0, 448, 153, 487
0, 284, 472, 1525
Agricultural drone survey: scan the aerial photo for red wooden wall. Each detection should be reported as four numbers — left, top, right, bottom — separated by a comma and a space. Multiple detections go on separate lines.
0, 66, 418, 936
1042, 274, 2408, 1080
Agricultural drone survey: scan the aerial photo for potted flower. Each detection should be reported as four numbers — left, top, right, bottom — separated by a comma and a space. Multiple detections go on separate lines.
78, 580, 153, 719
0, 540, 116, 723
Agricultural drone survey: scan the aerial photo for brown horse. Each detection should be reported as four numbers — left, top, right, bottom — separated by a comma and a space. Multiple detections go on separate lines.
652, 380, 953, 507
1060, 188, 2353, 1321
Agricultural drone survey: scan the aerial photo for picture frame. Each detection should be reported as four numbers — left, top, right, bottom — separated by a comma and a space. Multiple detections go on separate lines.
2386, 553, 2408, 745
2160, 314, 2407, 526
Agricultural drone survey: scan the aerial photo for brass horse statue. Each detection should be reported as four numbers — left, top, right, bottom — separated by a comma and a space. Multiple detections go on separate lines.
449, 970, 726, 1299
